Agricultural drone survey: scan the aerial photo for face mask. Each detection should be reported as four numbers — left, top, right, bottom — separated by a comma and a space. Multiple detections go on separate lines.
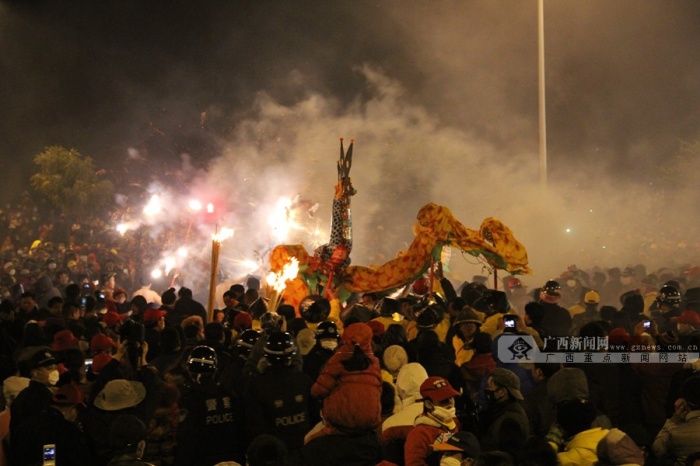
566, 280, 577, 288
485, 389, 499, 405
432, 405, 456, 422
48, 264, 56, 270
47, 369, 60, 386
320, 340, 338, 351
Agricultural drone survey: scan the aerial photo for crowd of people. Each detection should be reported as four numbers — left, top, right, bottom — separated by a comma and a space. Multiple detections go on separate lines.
1, 198, 700, 465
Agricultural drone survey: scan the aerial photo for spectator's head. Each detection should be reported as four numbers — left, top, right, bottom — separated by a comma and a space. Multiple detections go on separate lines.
596, 428, 645, 466
681, 374, 700, 410
486, 368, 524, 404
432, 431, 481, 465
556, 399, 597, 437
161, 287, 177, 306
109, 414, 147, 458
204, 322, 225, 344
519, 436, 557, 466
524, 302, 545, 326
420, 376, 459, 422
246, 434, 287, 466
28, 349, 59, 386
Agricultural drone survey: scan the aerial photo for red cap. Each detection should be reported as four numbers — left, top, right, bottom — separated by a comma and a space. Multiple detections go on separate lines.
52, 330, 79, 352
102, 311, 127, 328
420, 376, 460, 402
52, 383, 85, 406
143, 308, 167, 324
233, 312, 252, 330
91, 353, 114, 373
678, 311, 700, 328
90, 333, 117, 352
367, 320, 386, 337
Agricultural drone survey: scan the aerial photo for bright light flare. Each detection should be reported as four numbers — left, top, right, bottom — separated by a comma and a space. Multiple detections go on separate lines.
266, 258, 300, 293
206, 203, 215, 214
151, 268, 163, 279
143, 194, 162, 217
565, 228, 572, 233
116, 223, 129, 235
268, 197, 303, 243
164, 257, 176, 276
176, 247, 188, 258
212, 227, 234, 243
189, 200, 202, 211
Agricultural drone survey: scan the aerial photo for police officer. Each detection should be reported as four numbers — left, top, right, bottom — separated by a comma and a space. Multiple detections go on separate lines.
654, 284, 683, 334
243, 332, 313, 465
303, 321, 340, 383
174, 345, 244, 466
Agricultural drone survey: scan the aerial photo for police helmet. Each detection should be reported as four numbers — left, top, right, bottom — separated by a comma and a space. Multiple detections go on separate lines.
657, 284, 682, 307
187, 345, 218, 374
542, 279, 561, 296
315, 321, 339, 341
264, 331, 296, 365
236, 329, 261, 356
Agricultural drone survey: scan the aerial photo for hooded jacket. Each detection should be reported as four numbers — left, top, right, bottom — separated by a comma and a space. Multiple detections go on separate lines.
382, 363, 429, 441
556, 427, 609, 466
311, 323, 382, 431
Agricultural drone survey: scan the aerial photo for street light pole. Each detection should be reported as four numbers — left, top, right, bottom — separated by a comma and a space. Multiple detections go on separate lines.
538, 0, 548, 191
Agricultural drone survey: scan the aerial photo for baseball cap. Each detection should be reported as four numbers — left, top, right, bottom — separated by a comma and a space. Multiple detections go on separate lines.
420, 376, 460, 402
90, 333, 117, 352
142, 308, 167, 324
490, 368, 524, 400
584, 290, 601, 304
433, 431, 481, 458
677, 311, 700, 328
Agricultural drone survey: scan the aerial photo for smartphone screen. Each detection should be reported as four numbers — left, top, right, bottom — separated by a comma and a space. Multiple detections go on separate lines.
43, 444, 56, 465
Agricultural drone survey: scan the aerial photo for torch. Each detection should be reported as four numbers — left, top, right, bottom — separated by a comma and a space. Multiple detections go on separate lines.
208, 226, 234, 322
265, 258, 300, 314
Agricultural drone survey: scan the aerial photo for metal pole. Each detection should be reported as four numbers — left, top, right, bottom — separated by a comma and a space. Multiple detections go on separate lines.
538, 0, 548, 191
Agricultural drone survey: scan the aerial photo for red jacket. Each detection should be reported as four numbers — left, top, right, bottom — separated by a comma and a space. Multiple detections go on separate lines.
311, 323, 382, 430
404, 414, 457, 466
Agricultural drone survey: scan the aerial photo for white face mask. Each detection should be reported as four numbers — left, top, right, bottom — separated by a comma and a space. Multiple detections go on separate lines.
566, 279, 577, 288
320, 340, 338, 351
432, 405, 456, 422
47, 369, 60, 386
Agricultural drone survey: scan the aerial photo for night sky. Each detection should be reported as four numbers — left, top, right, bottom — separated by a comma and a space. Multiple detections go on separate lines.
2, 0, 700, 282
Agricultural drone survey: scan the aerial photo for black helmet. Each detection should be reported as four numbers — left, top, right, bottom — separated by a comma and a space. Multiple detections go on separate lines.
264, 332, 296, 365
657, 285, 681, 307
187, 345, 218, 374
236, 329, 261, 357
542, 280, 561, 296
315, 321, 340, 340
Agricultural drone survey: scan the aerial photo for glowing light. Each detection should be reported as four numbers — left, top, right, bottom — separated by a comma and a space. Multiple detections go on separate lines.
176, 247, 188, 258
565, 228, 571, 233
116, 223, 129, 235
189, 200, 202, 211
164, 257, 176, 275
151, 268, 163, 279
266, 258, 300, 293
212, 227, 234, 243
143, 195, 162, 217
233, 258, 259, 274
206, 203, 215, 214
